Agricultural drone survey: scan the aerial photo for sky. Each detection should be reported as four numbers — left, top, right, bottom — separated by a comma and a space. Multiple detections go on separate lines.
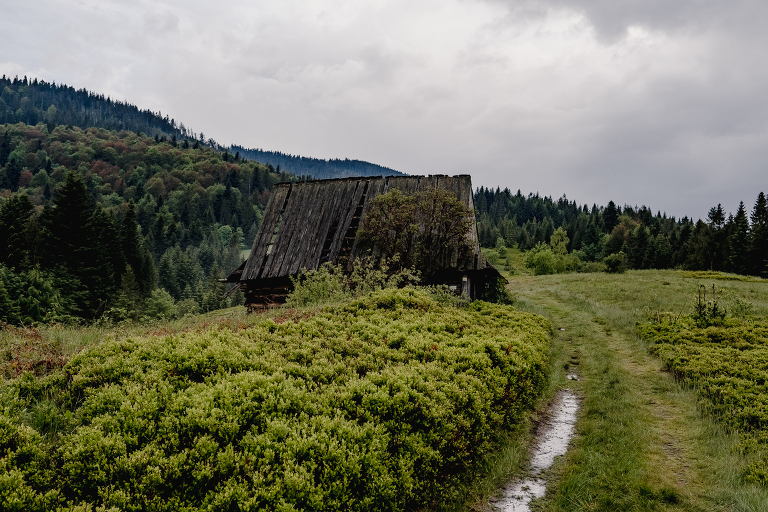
1, 0, 767, 220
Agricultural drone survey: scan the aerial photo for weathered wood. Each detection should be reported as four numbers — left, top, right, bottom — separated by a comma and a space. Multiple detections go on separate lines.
275, 182, 321, 276
243, 184, 290, 280
263, 183, 312, 277
311, 179, 351, 266
283, 180, 335, 275
229, 175, 504, 309
330, 179, 369, 265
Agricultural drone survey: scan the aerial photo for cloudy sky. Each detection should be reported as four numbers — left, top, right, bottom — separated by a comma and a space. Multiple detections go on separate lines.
2, 0, 767, 219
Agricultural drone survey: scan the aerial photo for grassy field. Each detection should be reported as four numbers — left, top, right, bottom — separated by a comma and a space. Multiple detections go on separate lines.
5, 255, 768, 511
503, 266, 768, 511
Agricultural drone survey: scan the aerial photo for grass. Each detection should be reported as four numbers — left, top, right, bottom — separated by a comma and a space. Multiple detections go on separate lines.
5, 262, 768, 510
504, 268, 768, 511
0, 306, 276, 380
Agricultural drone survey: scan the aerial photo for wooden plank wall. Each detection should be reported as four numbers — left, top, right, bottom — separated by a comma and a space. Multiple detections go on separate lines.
237, 175, 487, 282
242, 184, 290, 280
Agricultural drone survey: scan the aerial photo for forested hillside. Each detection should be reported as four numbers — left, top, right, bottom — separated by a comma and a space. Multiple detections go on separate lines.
0, 121, 290, 324
475, 187, 768, 276
0, 75, 402, 180
0, 75, 190, 142
230, 146, 403, 180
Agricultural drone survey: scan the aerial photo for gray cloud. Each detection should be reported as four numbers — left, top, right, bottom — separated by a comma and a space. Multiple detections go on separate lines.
1, 0, 767, 219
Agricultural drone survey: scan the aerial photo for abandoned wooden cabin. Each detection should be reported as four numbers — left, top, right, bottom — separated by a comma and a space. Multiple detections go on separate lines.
226, 174, 504, 310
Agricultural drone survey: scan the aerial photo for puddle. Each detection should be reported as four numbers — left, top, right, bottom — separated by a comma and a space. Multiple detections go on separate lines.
490, 389, 580, 512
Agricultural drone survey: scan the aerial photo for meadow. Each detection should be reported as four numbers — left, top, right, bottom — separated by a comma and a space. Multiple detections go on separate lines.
499, 253, 768, 512
5, 248, 768, 511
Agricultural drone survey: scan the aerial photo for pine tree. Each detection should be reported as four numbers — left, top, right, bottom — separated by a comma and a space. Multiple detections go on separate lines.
685, 220, 713, 270
629, 225, 650, 269
121, 200, 154, 296
707, 204, 728, 270
40, 171, 121, 318
0, 193, 34, 270
115, 265, 142, 321
728, 201, 750, 275
749, 192, 768, 276
603, 201, 619, 233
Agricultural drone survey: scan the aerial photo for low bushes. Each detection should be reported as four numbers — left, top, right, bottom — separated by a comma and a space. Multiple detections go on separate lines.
0, 287, 550, 511
638, 317, 768, 484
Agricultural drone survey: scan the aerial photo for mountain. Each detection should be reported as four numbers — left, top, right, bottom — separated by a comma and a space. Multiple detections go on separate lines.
0, 75, 403, 179
230, 146, 403, 180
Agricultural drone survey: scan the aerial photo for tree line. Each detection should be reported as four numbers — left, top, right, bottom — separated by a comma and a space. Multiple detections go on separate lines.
0, 75, 400, 180
0, 75, 194, 142
475, 187, 768, 276
230, 146, 402, 181
0, 122, 290, 324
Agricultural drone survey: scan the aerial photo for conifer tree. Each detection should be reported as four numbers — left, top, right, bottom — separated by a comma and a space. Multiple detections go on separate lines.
749, 192, 768, 276
0, 193, 34, 270
728, 201, 750, 275
707, 204, 728, 270
41, 172, 119, 318
115, 265, 142, 321
121, 200, 154, 296
603, 201, 619, 233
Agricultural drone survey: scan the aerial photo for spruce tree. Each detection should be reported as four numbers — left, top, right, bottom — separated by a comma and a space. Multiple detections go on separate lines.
0, 193, 34, 270
749, 192, 768, 276
728, 201, 750, 275
603, 201, 619, 233
707, 204, 728, 270
121, 200, 154, 296
41, 172, 121, 318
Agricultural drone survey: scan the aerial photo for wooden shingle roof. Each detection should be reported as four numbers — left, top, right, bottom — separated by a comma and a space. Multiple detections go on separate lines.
235, 174, 496, 282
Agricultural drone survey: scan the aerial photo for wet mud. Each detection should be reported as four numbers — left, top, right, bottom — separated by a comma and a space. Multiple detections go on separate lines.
489, 389, 580, 512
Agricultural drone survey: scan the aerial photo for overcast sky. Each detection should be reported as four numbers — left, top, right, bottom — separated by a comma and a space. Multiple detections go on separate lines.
2, 0, 767, 219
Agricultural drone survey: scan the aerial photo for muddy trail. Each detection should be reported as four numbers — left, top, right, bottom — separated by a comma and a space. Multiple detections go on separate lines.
485, 277, 768, 512
490, 389, 580, 512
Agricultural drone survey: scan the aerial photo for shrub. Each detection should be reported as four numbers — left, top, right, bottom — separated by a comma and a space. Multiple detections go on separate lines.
603, 251, 626, 273
480, 277, 516, 305
286, 258, 419, 308
143, 288, 177, 320
524, 243, 559, 275
581, 261, 607, 273
0, 288, 550, 511
639, 302, 768, 484
175, 298, 200, 318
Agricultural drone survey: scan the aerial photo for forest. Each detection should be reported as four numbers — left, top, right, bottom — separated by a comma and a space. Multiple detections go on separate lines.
230, 146, 402, 180
0, 75, 397, 180
0, 121, 291, 325
474, 187, 768, 277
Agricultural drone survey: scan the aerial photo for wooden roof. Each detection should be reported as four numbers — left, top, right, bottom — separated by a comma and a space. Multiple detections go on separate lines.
234, 175, 496, 282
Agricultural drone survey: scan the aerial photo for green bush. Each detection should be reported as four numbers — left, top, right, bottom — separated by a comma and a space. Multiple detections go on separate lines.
603, 251, 626, 273
524, 243, 559, 275
638, 313, 768, 484
143, 288, 177, 320
580, 261, 607, 273
286, 258, 419, 308
0, 288, 550, 511
0, 265, 67, 325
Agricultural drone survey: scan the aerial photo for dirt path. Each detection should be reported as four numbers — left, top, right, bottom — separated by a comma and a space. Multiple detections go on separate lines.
506, 283, 768, 511
490, 389, 580, 512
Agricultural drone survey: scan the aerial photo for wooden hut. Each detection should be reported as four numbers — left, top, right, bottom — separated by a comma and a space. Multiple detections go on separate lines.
226, 175, 503, 310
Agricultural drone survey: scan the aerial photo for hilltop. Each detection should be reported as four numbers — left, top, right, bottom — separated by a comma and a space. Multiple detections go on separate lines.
0, 75, 403, 180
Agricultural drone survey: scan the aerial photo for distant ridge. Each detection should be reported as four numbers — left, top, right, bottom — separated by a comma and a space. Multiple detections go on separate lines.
0, 74, 403, 180
0, 75, 188, 140
230, 146, 404, 180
